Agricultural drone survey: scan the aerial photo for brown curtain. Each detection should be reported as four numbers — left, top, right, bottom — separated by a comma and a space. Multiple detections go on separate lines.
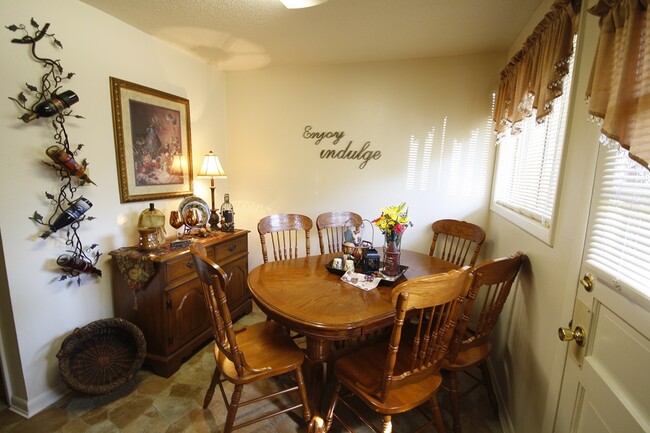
586, 0, 650, 170
494, 0, 580, 137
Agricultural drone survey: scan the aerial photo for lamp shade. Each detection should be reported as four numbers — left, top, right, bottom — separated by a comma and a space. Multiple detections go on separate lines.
198, 151, 226, 178
169, 155, 185, 175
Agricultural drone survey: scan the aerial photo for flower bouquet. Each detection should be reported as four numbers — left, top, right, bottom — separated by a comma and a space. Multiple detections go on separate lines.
372, 203, 412, 276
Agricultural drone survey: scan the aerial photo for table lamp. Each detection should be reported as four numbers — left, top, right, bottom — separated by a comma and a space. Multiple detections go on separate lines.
197, 151, 227, 228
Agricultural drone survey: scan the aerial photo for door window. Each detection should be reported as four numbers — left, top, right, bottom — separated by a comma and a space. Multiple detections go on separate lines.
585, 146, 650, 305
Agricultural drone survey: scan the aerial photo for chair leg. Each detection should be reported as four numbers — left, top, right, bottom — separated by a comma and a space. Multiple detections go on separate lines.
203, 365, 221, 409
309, 416, 326, 433
224, 384, 243, 433
381, 415, 393, 433
324, 381, 342, 432
294, 367, 312, 421
449, 370, 461, 433
430, 394, 446, 433
480, 362, 499, 415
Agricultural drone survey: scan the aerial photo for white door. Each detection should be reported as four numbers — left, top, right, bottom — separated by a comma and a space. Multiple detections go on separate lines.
554, 146, 650, 433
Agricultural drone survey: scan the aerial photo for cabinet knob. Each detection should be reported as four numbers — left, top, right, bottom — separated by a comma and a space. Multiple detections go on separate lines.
186, 261, 195, 268
228, 245, 237, 252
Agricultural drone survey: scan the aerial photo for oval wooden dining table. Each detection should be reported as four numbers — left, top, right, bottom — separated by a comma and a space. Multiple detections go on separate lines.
247, 249, 457, 411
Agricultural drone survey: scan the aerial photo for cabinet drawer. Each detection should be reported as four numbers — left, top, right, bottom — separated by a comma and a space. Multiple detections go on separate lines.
214, 236, 247, 262
166, 254, 196, 282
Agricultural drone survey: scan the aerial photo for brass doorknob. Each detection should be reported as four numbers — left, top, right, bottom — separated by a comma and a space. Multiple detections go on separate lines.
558, 326, 586, 347
580, 273, 594, 292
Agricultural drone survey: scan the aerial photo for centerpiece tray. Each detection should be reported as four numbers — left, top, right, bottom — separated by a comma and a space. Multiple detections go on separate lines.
325, 259, 408, 285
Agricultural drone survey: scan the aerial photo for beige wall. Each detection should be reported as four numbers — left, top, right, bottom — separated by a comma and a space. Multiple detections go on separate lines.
0, 0, 227, 415
485, 1, 602, 432
226, 55, 503, 268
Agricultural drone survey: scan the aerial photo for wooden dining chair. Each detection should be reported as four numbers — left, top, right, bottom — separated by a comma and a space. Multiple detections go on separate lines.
316, 211, 363, 254
258, 213, 313, 263
429, 219, 486, 267
443, 251, 525, 433
189, 243, 312, 433
324, 266, 474, 433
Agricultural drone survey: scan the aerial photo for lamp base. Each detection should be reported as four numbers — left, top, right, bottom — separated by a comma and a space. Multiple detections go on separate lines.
208, 210, 220, 230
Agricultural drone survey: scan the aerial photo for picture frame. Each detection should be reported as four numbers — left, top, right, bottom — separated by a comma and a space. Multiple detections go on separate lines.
110, 77, 193, 203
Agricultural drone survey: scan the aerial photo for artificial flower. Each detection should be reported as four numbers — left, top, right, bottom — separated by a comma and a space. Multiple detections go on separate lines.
372, 202, 412, 238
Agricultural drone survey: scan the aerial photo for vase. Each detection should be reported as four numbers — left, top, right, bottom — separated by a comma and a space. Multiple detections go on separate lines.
382, 232, 402, 276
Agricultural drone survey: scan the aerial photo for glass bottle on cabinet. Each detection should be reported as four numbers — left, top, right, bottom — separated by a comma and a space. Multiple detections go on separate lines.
220, 194, 234, 232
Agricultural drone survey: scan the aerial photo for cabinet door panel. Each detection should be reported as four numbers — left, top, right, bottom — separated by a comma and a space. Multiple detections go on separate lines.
222, 255, 249, 315
166, 280, 209, 351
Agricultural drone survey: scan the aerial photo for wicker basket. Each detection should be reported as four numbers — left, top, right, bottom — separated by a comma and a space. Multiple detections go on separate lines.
57, 318, 146, 395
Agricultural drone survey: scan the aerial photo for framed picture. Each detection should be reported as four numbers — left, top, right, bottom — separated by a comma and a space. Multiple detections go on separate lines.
110, 77, 193, 203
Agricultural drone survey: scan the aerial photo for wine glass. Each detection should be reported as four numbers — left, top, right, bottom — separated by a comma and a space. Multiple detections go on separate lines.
169, 210, 184, 238
184, 208, 200, 236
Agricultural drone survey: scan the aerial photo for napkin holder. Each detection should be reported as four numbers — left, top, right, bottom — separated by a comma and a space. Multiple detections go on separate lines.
363, 248, 381, 272
170, 239, 192, 249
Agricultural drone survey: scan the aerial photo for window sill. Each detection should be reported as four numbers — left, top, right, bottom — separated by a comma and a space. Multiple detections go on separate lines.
490, 201, 555, 246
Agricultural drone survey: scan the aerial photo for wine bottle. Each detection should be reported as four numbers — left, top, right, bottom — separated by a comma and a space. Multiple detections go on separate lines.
46, 145, 96, 185
40, 197, 93, 239
23, 90, 79, 123
220, 193, 235, 232
57, 254, 102, 276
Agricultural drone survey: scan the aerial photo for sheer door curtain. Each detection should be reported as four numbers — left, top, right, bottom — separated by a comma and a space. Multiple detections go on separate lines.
586, 0, 650, 171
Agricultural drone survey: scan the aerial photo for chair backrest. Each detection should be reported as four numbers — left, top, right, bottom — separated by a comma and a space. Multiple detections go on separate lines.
257, 214, 313, 263
447, 251, 525, 362
429, 219, 486, 267
190, 243, 260, 378
373, 266, 473, 402
316, 211, 363, 254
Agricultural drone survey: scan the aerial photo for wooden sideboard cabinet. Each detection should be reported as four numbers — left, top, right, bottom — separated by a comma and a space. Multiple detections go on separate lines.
109, 229, 251, 377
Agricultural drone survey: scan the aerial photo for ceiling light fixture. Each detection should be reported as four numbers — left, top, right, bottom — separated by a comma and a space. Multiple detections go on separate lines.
281, 0, 327, 9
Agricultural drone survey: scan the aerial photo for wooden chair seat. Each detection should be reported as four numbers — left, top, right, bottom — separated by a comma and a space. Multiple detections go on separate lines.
333, 342, 445, 415
257, 213, 314, 339
216, 320, 307, 383
443, 251, 524, 433
324, 266, 474, 433
316, 211, 363, 254
429, 219, 486, 267
190, 243, 312, 433
442, 342, 492, 371
258, 213, 313, 262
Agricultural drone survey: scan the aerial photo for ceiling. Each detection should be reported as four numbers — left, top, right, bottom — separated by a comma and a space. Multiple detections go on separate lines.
80, 0, 544, 71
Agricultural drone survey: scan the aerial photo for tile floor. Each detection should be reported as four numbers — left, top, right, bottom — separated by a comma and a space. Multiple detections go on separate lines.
0, 306, 503, 433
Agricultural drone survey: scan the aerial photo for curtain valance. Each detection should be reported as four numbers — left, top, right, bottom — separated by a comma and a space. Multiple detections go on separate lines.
586, 0, 649, 171
494, 0, 580, 138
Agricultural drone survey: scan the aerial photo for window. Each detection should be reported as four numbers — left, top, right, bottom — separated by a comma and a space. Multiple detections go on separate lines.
491, 45, 576, 245
585, 146, 650, 303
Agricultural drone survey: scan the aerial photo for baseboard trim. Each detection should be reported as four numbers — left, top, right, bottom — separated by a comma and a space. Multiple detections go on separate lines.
486, 357, 515, 433
8, 384, 68, 419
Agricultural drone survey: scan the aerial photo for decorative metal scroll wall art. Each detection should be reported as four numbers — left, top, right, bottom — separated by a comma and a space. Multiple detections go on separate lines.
302, 125, 382, 169
7, 18, 101, 284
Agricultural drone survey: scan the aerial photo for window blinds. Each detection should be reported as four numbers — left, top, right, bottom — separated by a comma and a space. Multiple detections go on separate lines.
585, 146, 650, 299
493, 68, 572, 227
